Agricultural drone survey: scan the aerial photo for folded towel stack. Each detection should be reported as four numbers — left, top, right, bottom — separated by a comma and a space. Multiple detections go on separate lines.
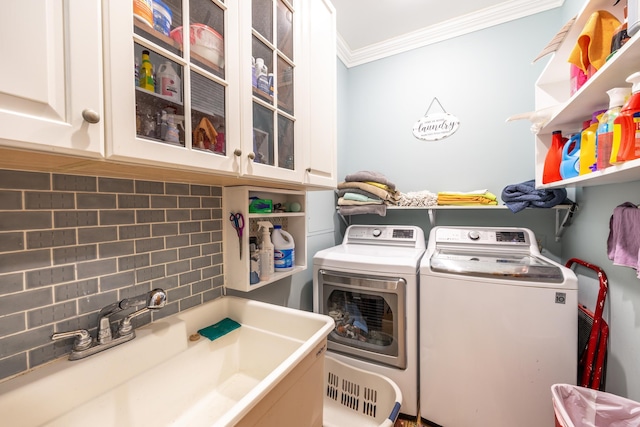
501, 179, 569, 213
398, 190, 438, 207
607, 202, 640, 278
337, 171, 400, 216
437, 189, 498, 206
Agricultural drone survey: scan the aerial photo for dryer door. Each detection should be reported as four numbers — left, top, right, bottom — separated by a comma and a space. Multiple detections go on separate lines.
318, 269, 406, 369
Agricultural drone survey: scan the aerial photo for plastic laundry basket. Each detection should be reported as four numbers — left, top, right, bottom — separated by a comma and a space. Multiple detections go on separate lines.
551, 383, 640, 427
323, 356, 402, 427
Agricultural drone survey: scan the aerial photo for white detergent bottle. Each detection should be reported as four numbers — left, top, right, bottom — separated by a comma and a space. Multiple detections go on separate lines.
257, 221, 274, 280
272, 225, 295, 271
156, 61, 181, 102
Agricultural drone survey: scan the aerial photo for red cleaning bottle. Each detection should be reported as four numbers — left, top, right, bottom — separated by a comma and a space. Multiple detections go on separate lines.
542, 130, 566, 184
614, 72, 640, 163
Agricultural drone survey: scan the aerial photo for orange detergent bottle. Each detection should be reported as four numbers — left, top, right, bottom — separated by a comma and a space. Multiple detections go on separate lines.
614, 72, 640, 163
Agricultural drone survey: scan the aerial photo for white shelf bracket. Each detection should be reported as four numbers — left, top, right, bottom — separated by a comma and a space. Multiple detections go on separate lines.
555, 203, 578, 241
428, 209, 436, 226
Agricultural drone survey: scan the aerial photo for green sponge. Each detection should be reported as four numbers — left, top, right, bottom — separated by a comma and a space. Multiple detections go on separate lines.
197, 317, 241, 341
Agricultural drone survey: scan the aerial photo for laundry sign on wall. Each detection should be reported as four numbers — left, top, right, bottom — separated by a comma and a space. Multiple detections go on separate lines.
412, 97, 460, 141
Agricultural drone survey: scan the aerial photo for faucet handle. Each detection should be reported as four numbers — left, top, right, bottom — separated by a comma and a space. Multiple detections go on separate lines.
52, 329, 93, 351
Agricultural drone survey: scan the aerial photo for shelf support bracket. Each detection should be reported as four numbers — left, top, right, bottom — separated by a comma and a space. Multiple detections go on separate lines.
428, 209, 436, 226
555, 203, 578, 241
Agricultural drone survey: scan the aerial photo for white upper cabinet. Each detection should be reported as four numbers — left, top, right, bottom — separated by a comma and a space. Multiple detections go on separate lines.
301, 0, 337, 188
0, 0, 336, 189
236, 0, 304, 183
104, 0, 241, 175
0, 0, 104, 157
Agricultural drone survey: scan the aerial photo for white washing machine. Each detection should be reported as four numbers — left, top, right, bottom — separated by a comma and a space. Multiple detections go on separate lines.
420, 226, 577, 427
313, 225, 426, 418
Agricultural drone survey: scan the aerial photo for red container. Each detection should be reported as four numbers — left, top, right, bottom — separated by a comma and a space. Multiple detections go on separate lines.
542, 130, 566, 184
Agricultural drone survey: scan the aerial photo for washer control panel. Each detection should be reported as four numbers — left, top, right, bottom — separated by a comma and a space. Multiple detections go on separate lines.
434, 227, 531, 246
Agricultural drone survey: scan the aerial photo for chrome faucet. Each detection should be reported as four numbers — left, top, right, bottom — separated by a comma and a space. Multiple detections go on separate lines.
52, 288, 167, 360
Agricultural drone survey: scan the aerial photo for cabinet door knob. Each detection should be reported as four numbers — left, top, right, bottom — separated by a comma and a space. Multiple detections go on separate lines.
82, 109, 101, 124
247, 152, 256, 160
234, 149, 242, 157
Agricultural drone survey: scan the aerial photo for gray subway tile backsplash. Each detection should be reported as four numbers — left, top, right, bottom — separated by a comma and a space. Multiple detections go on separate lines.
25, 192, 75, 210
54, 210, 99, 228
0, 190, 22, 210
0, 170, 50, 190
0, 232, 24, 253
98, 177, 135, 193
53, 174, 97, 192
0, 169, 224, 381
0, 211, 52, 231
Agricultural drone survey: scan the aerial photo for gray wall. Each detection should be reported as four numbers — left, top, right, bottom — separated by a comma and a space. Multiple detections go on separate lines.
334, 10, 567, 252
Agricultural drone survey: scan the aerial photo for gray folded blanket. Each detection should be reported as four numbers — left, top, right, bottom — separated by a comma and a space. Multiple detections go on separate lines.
345, 171, 396, 190
501, 179, 570, 213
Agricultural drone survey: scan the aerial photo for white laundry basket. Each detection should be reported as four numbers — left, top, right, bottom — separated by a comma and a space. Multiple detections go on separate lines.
323, 356, 402, 427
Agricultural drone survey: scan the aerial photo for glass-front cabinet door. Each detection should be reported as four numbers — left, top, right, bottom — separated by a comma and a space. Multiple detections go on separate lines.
240, 0, 302, 182
104, 0, 239, 174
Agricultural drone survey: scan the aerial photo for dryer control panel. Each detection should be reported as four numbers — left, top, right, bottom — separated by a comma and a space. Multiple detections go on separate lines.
343, 225, 426, 248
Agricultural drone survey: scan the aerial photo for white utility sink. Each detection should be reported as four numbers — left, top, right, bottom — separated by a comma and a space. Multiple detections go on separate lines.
0, 296, 334, 427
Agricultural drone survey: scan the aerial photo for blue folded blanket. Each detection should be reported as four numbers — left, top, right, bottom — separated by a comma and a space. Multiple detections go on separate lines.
501, 180, 570, 213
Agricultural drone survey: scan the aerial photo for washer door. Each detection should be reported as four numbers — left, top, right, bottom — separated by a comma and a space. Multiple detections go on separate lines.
430, 249, 564, 282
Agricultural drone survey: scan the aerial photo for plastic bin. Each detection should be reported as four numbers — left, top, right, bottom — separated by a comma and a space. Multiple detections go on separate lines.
552, 384, 640, 427
323, 356, 402, 427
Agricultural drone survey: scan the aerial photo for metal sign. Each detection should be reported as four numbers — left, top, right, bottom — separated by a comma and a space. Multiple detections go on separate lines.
413, 98, 460, 141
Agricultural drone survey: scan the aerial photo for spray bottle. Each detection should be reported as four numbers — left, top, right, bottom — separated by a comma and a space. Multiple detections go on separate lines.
257, 221, 274, 281
163, 113, 185, 144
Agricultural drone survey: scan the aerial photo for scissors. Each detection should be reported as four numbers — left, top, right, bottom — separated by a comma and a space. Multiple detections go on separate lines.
229, 212, 244, 259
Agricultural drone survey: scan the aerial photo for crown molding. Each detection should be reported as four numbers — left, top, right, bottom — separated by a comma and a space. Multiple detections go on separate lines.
337, 0, 564, 68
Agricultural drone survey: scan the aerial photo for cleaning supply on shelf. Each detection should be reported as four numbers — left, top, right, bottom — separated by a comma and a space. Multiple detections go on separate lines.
152, 0, 172, 37
580, 111, 606, 175
560, 133, 581, 180
163, 112, 184, 144
598, 87, 631, 169
257, 221, 274, 281
614, 72, 640, 163
249, 237, 260, 285
610, 5, 630, 56
272, 225, 295, 271
542, 130, 566, 183
156, 61, 181, 102
133, 0, 154, 28
139, 50, 155, 92
255, 58, 269, 95
630, 0, 640, 37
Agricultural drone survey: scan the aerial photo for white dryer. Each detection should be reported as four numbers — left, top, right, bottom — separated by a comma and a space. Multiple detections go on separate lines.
419, 226, 577, 427
313, 225, 426, 418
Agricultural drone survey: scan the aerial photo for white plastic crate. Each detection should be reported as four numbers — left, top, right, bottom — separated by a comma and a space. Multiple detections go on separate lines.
323, 356, 402, 427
